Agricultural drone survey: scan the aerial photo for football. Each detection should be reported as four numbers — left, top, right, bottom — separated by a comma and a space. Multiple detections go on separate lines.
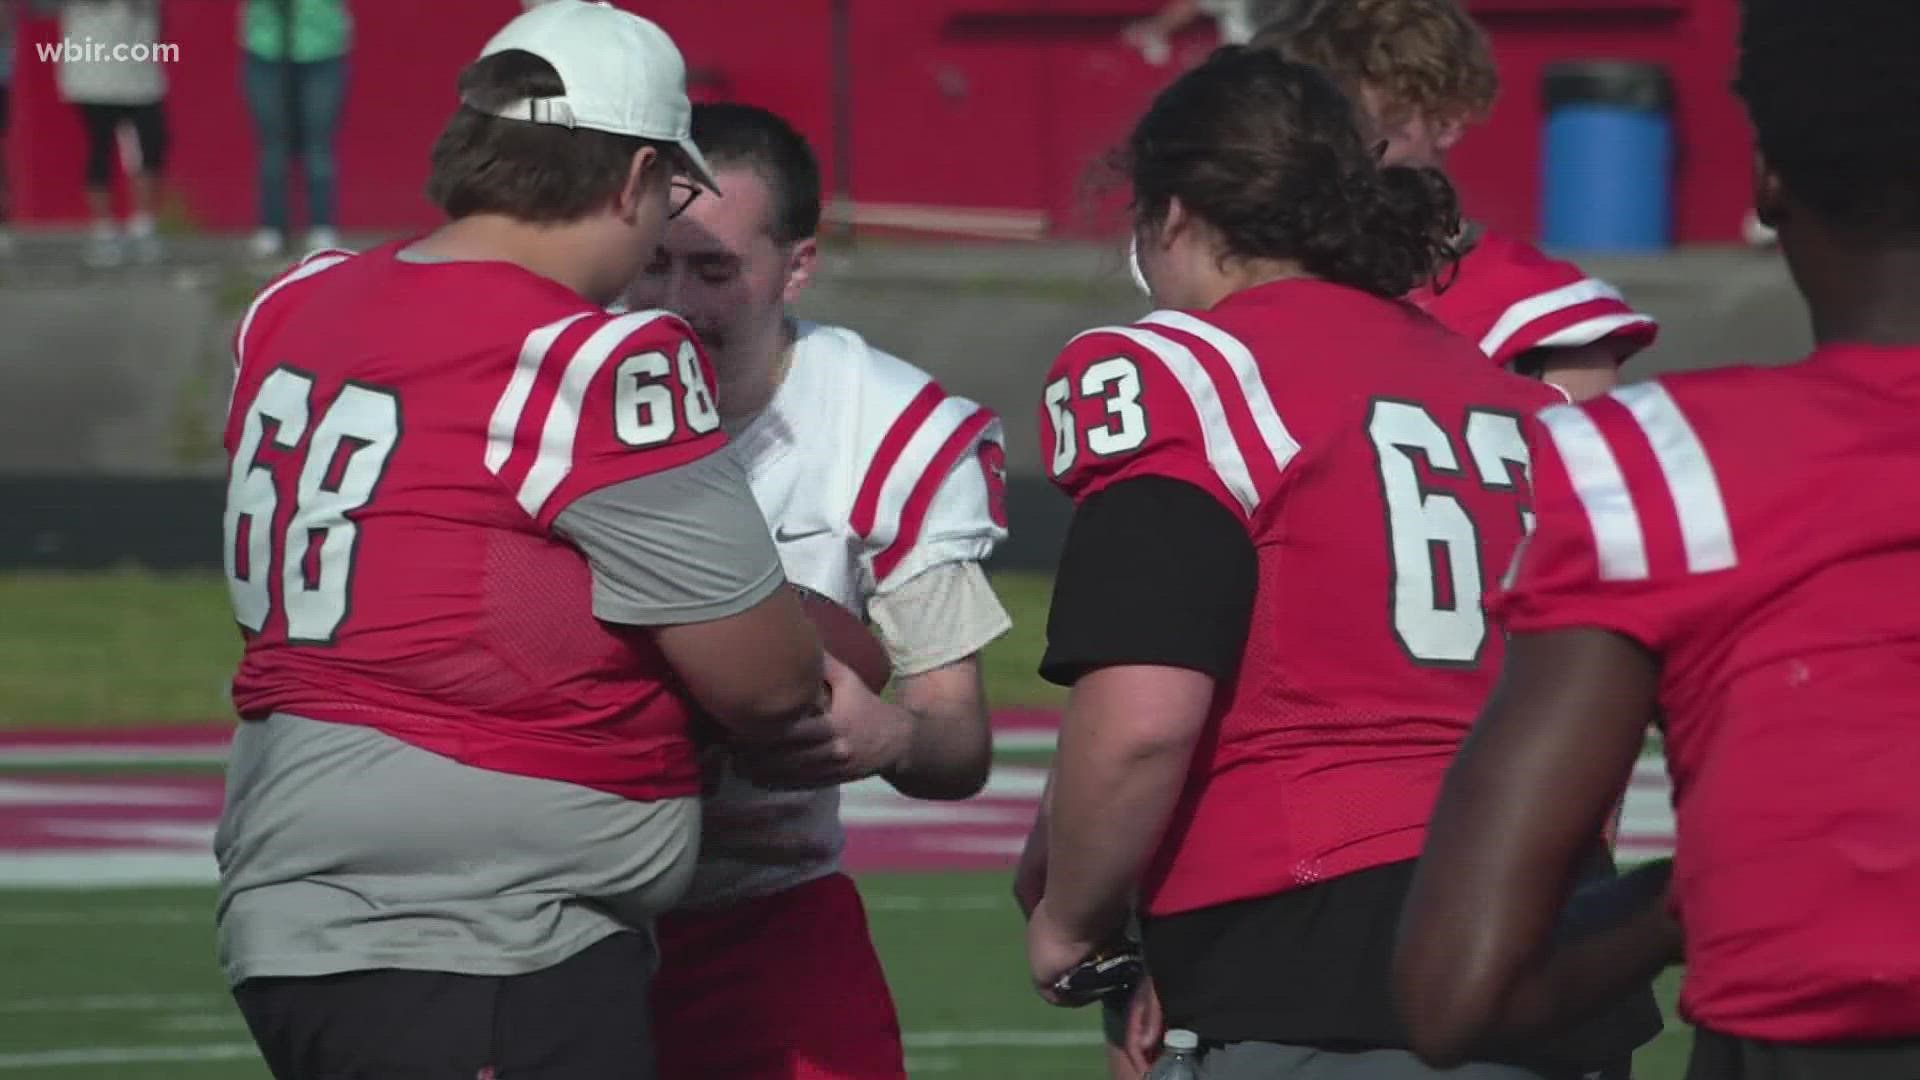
793, 585, 893, 693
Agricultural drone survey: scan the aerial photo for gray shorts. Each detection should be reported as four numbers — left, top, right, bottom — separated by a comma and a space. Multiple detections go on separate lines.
216, 713, 697, 986
1196, 1042, 1553, 1079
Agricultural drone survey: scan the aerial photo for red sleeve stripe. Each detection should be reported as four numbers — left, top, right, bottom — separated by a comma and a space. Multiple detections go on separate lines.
1529, 311, 1657, 353
486, 313, 608, 496
1537, 383, 1736, 582
1138, 311, 1300, 491
1609, 382, 1736, 573
493, 309, 681, 519
871, 406, 997, 584
485, 312, 595, 475
1535, 402, 1650, 580
1479, 278, 1639, 359
851, 381, 947, 538
1072, 321, 1291, 516
1586, 396, 1693, 580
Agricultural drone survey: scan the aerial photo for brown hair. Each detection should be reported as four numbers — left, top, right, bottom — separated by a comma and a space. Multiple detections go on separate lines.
690, 103, 823, 245
1126, 47, 1460, 298
1251, 0, 1498, 129
426, 50, 680, 224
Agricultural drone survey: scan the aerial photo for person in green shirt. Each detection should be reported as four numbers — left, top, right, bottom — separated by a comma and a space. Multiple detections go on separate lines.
240, 0, 348, 258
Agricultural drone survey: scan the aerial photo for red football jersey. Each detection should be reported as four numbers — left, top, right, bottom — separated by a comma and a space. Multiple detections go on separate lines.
223, 244, 728, 801
1498, 346, 1920, 1043
1040, 279, 1561, 916
1409, 229, 1658, 370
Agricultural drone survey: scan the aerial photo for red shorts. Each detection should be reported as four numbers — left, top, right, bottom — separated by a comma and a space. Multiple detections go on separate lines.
651, 872, 906, 1080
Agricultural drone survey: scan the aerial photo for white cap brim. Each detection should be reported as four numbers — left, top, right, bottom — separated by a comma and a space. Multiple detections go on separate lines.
677, 138, 719, 194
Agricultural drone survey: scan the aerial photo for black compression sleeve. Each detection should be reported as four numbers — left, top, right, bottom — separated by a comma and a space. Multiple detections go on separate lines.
1039, 475, 1258, 687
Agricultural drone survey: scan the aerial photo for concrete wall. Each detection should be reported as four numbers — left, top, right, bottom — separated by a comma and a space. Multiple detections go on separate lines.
0, 238, 1812, 570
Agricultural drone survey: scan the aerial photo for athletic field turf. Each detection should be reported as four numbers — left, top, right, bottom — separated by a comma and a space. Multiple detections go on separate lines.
0, 571, 1691, 1078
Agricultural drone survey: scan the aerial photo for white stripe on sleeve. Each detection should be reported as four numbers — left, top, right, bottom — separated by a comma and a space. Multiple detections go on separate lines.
1529, 312, 1656, 352
485, 313, 592, 475
1614, 382, 1738, 573
514, 310, 672, 519
1139, 310, 1301, 471
865, 395, 984, 547
1537, 403, 1651, 581
1077, 326, 1260, 514
1479, 278, 1626, 358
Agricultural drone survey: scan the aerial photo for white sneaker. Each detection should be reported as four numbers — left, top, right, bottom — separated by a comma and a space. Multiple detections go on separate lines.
126, 217, 161, 264
248, 228, 286, 260
1742, 209, 1777, 248
305, 226, 341, 252
83, 227, 126, 268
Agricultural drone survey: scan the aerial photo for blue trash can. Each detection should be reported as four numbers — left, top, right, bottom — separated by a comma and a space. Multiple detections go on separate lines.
1541, 61, 1674, 252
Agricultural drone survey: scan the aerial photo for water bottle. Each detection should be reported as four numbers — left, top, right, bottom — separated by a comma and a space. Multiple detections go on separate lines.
1147, 1028, 1201, 1079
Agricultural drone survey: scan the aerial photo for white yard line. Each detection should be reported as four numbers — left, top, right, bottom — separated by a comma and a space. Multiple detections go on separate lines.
0, 746, 227, 768
0, 852, 218, 888
0, 993, 221, 1015
0, 781, 209, 807
990, 730, 1057, 753
904, 1031, 1105, 1049
0, 1043, 258, 1070
153, 1014, 248, 1034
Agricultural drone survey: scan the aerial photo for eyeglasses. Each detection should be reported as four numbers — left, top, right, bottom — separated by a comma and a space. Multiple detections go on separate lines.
669, 178, 703, 219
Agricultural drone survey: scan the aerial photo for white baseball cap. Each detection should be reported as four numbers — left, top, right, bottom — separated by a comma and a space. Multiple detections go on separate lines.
471, 0, 719, 192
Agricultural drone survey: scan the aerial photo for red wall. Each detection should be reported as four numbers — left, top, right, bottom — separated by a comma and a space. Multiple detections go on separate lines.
6, 0, 1750, 244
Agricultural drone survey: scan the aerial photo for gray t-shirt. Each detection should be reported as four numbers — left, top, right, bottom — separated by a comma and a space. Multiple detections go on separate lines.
553, 444, 785, 626
216, 453, 784, 986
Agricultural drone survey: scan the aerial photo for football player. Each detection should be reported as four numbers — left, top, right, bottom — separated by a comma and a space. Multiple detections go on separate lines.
1021, 48, 1657, 1078
1397, 1, 1920, 1076
1252, 0, 1657, 402
213, 4, 842, 1075
626, 103, 1012, 1080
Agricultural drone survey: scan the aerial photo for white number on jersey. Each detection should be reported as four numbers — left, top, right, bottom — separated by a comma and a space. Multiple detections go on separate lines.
615, 339, 720, 448
224, 367, 401, 643
1368, 401, 1531, 666
1044, 356, 1149, 477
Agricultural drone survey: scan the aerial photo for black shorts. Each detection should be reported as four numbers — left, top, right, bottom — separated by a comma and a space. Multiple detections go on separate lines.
232, 931, 658, 1079
75, 101, 167, 185
1687, 1027, 1920, 1080
1103, 984, 1133, 1047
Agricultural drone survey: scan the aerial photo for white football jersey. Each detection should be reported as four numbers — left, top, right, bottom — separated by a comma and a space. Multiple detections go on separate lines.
680, 320, 1009, 909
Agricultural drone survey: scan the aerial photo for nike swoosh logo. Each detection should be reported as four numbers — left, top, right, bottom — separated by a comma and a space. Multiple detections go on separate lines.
774, 525, 833, 543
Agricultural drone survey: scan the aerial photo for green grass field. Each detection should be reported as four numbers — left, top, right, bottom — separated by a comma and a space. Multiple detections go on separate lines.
0, 571, 1689, 1078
